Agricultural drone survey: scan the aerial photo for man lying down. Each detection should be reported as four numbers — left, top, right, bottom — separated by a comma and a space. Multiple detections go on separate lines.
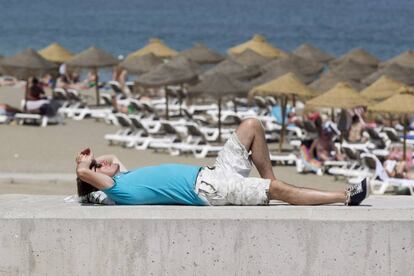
75, 118, 368, 206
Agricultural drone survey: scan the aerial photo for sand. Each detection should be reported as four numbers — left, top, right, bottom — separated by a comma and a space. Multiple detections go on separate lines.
0, 86, 346, 195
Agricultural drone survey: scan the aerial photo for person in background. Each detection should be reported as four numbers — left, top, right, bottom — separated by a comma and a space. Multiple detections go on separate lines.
347, 115, 367, 143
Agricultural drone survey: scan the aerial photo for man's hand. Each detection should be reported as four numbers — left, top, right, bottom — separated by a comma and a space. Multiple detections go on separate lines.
76, 148, 94, 165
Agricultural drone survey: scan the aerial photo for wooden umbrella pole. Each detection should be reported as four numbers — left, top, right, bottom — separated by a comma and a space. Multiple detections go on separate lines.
218, 97, 222, 143
279, 95, 287, 152
403, 114, 407, 161
24, 78, 29, 112
179, 84, 183, 117
331, 107, 335, 121
165, 86, 169, 120
94, 67, 100, 106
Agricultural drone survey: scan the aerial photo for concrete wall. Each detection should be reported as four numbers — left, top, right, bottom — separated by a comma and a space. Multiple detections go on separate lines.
1, 195, 414, 276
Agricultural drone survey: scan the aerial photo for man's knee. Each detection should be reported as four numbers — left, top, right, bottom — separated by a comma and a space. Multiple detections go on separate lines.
241, 118, 263, 132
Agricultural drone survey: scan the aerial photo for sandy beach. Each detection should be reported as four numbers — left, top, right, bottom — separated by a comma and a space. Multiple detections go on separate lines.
0, 85, 345, 196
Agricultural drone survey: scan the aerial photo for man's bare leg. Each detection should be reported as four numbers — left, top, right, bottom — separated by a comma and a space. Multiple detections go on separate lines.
269, 179, 346, 205
235, 118, 276, 180
236, 118, 346, 205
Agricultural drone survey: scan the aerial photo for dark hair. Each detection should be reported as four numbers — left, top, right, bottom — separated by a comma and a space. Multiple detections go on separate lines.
76, 159, 101, 196
352, 115, 360, 124
76, 177, 98, 196
32, 78, 39, 85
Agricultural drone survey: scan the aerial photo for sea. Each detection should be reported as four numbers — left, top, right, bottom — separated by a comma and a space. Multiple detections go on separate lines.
0, 0, 413, 62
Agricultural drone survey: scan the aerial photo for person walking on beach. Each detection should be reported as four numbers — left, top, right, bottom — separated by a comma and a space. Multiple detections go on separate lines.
75, 118, 368, 206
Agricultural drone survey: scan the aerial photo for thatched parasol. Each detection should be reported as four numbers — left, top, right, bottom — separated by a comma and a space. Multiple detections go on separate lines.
1, 48, 58, 79
119, 53, 164, 75
228, 34, 287, 58
330, 59, 377, 81
293, 43, 334, 64
250, 72, 314, 151
362, 63, 414, 86
310, 71, 365, 93
229, 49, 272, 67
179, 43, 224, 64
369, 87, 414, 159
306, 82, 371, 109
38, 42, 73, 63
135, 57, 199, 119
203, 59, 260, 80
330, 48, 380, 67
188, 73, 248, 141
0, 48, 59, 110
262, 54, 324, 78
66, 46, 119, 105
129, 38, 177, 59
360, 75, 406, 101
380, 50, 414, 69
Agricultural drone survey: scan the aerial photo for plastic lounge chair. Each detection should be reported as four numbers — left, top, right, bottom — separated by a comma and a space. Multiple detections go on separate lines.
104, 113, 136, 145
361, 153, 414, 195
169, 123, 223, 158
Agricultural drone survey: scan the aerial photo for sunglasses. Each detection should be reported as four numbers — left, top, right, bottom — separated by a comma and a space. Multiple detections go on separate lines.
89, 159, 103, 171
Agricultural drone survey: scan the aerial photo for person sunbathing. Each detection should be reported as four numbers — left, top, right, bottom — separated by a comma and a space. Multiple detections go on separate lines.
75, 118, 368, 206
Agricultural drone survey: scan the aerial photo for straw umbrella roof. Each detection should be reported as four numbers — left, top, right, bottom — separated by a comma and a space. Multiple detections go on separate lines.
369, 88, 414, 114
229, 49, 272, 67
330, 59, 377, 81
38, 42, 73, 63
293, 43, 334, 64
167, 55, 202, 74
330, 48, 380, 67
360, 75, 406, 101
179, 43, 224, 64
129, 38, 178, 59
228, 34, 287, 58
188, 72, 248, 98
119, 53, 163, 75
262, 54, 324, 77
203, 59, 260, 80
66, 46, 118, 68
310, 71, 365, 93
135, 61, 198, 87
380, 50, 414, 69
250, 72, 314, 98
362, 63, 414, 86
0, 48, 58, 79
306, 82, 371, 109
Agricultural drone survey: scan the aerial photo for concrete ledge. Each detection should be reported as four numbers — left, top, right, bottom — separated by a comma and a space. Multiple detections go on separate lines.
1, 195, 414, 275
0, 173, 75, 185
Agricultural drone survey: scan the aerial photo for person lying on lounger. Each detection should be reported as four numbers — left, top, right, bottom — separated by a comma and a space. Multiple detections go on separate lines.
75, 118, 368, 206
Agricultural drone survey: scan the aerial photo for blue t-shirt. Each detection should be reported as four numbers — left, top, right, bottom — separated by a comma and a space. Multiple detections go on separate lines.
103, 164, 206, 206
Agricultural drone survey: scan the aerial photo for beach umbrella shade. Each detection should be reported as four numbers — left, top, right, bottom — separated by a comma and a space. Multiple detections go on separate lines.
369, 88, 414, 159
203, 59, 260, 80
66, 46, 119, 105
129, 38, 178, 59
310, 71, 365, 93
330, 48, 380, 67
135, 57, 199, 119
362, 63, 414, 86
262, 54, 324, 79
330, 59, 377, 82
119, 53, 164, 75
360, 75, 406, 101
228, 34, 287, 58
250, 72, 314, 151
293, 43, 334, 64
229, 49, 272, 67
38, 42, 73, 63
188, 73, 249, 141
179, 43, 224, 64
306, 82, 372, 109
0, 48, 58, 110
380, 50, 414, 69
1, 48, 58, 80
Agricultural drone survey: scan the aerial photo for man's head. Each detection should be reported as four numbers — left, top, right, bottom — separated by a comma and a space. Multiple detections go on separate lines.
76, 159, 120, 196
